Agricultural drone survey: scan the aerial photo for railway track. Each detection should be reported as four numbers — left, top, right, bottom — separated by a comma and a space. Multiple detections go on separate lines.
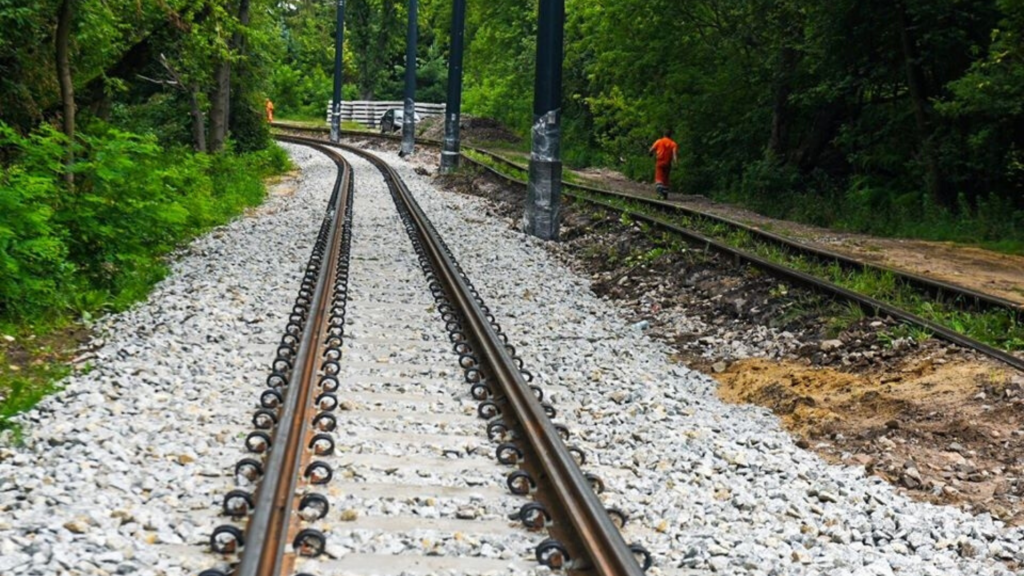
270, 124, 1024, 373
198, 136, 651, 575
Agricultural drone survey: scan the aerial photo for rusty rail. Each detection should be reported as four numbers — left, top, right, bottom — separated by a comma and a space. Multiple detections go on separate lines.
309, 134, 648, 575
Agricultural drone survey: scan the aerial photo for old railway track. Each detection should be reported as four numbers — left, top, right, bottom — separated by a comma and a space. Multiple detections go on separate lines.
271, 124, 1024, 373
198, 136, 651, 575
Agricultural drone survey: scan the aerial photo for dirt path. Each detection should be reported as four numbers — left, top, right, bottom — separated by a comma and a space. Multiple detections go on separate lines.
573, 167, 1024, 307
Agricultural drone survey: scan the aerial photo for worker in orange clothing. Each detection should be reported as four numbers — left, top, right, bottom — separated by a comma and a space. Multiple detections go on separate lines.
649, 129, 679, 200
264, 98, 275, 123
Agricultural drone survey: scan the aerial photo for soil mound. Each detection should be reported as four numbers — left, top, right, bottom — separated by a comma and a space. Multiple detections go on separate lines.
420, 115, 521, 145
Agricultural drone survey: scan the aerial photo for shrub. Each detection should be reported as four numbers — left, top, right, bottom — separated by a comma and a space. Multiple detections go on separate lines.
0, 124, 69, 317
0, 121, 289, 321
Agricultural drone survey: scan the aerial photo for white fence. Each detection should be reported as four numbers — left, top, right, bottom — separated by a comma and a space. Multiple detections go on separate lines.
326, 101, 445, 128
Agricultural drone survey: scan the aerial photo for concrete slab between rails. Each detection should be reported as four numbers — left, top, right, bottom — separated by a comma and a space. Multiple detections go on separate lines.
343, 322, 442, 335
343, 331, 440, 342
337, 375, 442, 385
347, 288, 435, 299
307, 553, 536, 575
331, 453, 500, 473
242, 342, 279, 358
325, 514, 523, 536
326, 481, 507, 501
346, 302, 436, 312
342, 361, 453, 373
344, 336, 442, 348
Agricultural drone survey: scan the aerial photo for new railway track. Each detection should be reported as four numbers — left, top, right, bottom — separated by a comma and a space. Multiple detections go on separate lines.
271, 124, 1024, 373
199, 136, 651, 575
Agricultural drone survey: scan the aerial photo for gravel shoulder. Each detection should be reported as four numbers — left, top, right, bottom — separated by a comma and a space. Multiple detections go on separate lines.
0, 144, 333, 575
402, 148, 1024, 533
2, 140, 1021, 576
376, 143, 1024, 575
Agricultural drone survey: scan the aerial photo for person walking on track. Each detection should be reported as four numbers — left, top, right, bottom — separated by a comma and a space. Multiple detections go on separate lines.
649, 129, 678, 200
264, 98, 275, 123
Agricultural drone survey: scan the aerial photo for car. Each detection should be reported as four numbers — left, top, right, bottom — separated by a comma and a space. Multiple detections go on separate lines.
379, 108, 422, 133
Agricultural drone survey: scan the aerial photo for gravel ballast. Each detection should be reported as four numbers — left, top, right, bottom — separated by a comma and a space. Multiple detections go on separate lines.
0, 144, 335, 575
1, 143, 1021, 576
376, 148, 1024, 576
295, 150, 543, 575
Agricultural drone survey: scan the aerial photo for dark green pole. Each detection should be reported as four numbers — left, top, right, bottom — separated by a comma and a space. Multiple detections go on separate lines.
440, 0, 467, 173
330, 0, 346, 143
524, 0, 564, 240
400, 0, 418, 156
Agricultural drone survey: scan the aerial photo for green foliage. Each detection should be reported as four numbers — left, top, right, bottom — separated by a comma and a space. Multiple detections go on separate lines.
0, 124, 68, 316
0, 361, 69, 434
462, 0, 535, 133
446, 0, 1024, 251
0, 121, 289, 321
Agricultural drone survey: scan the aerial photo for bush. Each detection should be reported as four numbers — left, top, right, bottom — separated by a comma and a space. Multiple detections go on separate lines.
0, 124, 69, 317
0, 121, 290, 321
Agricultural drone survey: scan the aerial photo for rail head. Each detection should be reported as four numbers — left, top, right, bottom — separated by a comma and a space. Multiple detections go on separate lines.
317, 137, 647, 575
230, 138, 353, 576
273, 124, 1023, 318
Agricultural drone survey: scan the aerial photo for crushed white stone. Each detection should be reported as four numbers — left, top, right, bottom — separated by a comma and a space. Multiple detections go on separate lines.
378, 147, 1024, 576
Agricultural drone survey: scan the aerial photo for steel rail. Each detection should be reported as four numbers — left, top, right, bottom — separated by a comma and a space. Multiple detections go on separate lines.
271, 122, 1023, 319
581, 196, 1024, 373
451, 148, 1024, 372
235, 139, 351, 576
472, 147, 1024, 317
274, 125, 1024, 372
308, 135, 646, 575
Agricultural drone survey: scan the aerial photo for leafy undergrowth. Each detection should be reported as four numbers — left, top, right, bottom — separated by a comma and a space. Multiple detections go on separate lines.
0, 122, 292, 432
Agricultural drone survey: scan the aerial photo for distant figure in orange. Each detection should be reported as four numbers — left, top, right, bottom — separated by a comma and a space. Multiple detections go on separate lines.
649, 129, 679, 200
264, 98, 275, 123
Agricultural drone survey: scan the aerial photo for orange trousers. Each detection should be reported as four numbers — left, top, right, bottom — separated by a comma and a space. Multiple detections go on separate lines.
655, 163, 672, 186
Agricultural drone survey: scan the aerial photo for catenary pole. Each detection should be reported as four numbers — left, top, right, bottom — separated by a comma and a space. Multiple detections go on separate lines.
330, 0, 346, 143
524, 0, 565, 240
400, 0, 418, 156
440, 0, 467, 173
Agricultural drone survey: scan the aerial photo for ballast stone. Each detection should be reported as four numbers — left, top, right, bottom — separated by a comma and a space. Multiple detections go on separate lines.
381, 148, 1024, 576
0, 145, 338, 574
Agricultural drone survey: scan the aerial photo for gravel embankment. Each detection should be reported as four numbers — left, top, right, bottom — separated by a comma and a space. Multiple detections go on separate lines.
379, 149, 1024, 576
0, 144, 335, 575
2, 142, 1022, 576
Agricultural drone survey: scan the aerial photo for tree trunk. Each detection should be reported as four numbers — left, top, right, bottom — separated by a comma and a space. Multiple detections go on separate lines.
895, 2, 951, 208
208, 0, 251, 152
56, 0, 75, 186
189, 86, 207, 153
209, 63, 230, 151
794, 102, 844, 171
235, 0, 251, 42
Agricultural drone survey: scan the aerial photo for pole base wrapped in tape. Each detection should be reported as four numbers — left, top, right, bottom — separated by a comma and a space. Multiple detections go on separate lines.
524, 110, 562, 240
524, 0, 564, 241
400, 97, 416, 157
440, 112, 461, 173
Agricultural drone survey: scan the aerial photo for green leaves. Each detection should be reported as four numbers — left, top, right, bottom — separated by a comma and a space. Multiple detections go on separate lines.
0, 120, 286, 321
